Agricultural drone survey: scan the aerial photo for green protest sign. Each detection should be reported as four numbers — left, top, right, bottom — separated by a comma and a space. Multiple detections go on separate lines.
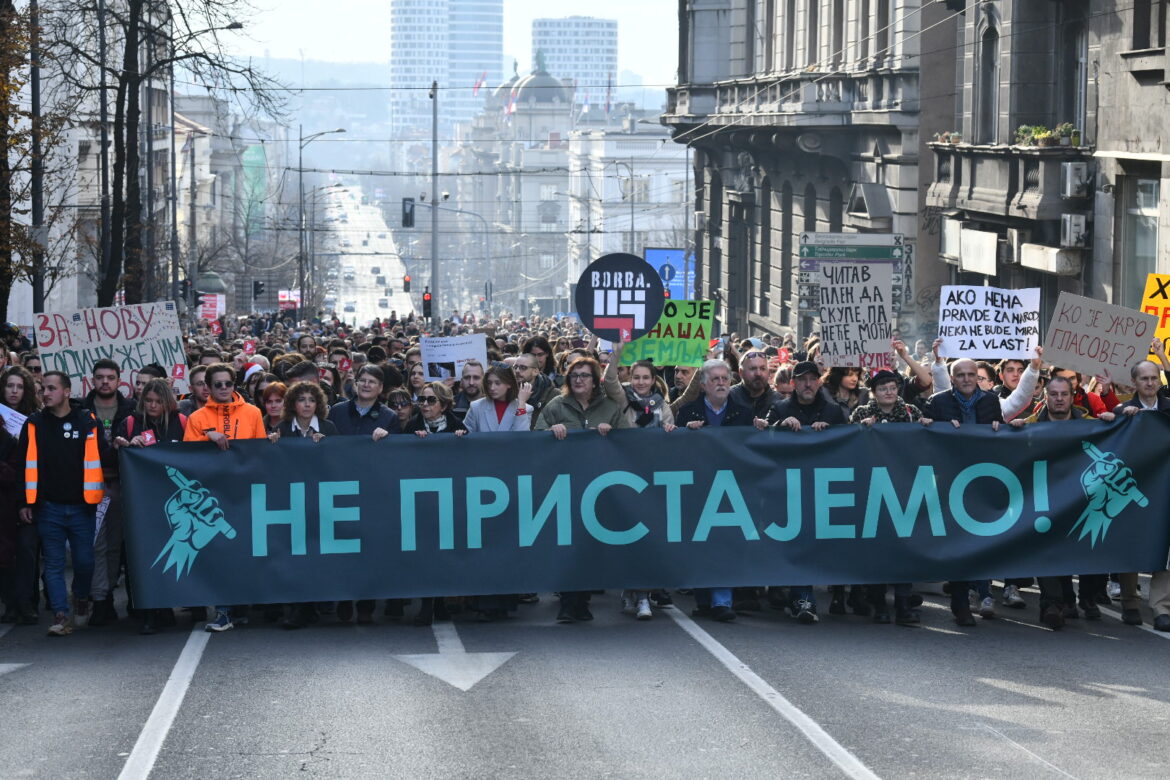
618, 300, 714, 367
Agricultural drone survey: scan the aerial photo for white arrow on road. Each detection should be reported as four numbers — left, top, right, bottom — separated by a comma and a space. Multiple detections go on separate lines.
393, 622, 515, 692
0, 663, 30, 678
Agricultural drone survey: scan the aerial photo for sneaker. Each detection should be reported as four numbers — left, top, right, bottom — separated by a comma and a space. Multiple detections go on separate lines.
636, 599, 652, 620
72, 598, 92, 627
621, 592, 637, 616
795, 600, 818, 624
87, 598, 116, 627
1107, 581, 1122, 600
204, 610, 233, 632
650, 591, 673, 608
1002, 585, 1026, 609
517, 593, 540, 604
710, 605, 736, 622
1062, 605, 1080, 620
1079, 601, 1102, 620
47, 612, 72, 636
979, 597, 996, 619
895, 608, 921, 626
1122, 608, 1143, 626
953, 609, 977, 627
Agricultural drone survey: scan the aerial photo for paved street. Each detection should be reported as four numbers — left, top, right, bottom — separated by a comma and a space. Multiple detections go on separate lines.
2, 581, 1168, 779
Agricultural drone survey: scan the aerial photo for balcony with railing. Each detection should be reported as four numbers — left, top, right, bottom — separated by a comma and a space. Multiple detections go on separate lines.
665, 68, 918, 128
925, 138, 1091, 221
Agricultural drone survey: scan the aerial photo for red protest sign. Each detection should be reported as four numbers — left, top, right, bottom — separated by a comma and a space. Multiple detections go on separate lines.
171, 364, 186, 381
243, 339, 256, 355
209, 320, 223, 335
338, 357, 352, 373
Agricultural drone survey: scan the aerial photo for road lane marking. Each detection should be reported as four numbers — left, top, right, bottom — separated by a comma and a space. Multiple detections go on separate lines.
394, 622, 516, 692
665, 607, 879, 780
978, 724, 1078, 779
118, 627, 210, 780
1098, 606, 1170, 641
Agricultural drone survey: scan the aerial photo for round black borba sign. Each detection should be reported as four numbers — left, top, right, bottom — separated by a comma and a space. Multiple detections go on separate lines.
574, 253, 665, 342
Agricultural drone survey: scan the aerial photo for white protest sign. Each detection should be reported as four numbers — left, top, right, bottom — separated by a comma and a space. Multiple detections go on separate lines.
937, 285, 1040, 359
35, 302, 190, 396
1043, 292, 1158, 379
817, 261, 894, 367
199, 294, 225, 322
420, 335, 489, 382
0, 404, 26, 436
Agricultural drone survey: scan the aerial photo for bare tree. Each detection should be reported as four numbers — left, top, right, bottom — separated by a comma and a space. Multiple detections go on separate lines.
38, 0, 287, 307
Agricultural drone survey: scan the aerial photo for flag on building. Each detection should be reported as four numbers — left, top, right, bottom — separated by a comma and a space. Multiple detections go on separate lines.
472, 71, 487, 96
581, 91, 590, 114
605, 74, 613, 114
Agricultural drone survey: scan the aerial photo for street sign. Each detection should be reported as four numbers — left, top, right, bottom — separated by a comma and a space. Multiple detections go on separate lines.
799, 232, 903, 247
799, 244, 906, 259
645, 247, 693, 301
797, 232, 906, 316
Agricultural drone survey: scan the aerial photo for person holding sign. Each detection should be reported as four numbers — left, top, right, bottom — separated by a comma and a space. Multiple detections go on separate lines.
922, 358, 1003, 627
535, 358, 629, 623
602, 343, 676, 431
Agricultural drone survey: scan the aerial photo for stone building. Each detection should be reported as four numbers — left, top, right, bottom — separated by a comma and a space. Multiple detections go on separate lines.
662, 0, 954, 340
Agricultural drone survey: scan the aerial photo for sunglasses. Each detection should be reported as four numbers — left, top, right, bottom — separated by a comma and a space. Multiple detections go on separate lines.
212, 381, 235, 389
390, 400, 413, 409
418, 396, 440, 405
27, 365, 42, 373
743, 351, 768, 360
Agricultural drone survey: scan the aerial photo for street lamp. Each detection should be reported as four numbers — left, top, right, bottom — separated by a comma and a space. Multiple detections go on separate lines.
298, 125, 345, 316
612, 158, 638, 254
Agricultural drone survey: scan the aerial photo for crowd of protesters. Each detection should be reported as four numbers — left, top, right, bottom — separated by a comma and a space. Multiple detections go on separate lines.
0, 309, 1168, 638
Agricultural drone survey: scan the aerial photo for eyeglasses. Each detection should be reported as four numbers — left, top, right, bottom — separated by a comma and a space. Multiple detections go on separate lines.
212, 381, 235, 389
390, 400, 413, 409
418, 396, 440, 405
568, 372, 593, 381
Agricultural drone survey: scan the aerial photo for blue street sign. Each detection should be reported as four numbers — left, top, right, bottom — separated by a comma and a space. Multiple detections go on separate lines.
644, 247, 692, 300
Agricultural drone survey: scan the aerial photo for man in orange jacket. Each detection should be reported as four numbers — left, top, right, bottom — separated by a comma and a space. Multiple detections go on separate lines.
184, 363, 266, 449
183, 363, 265, 630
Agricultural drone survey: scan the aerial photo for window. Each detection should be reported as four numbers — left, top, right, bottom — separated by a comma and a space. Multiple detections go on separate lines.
803, 183, 817, 231
875, 0, 890, 62
831, 0, 844, 68
828, 187, 843, 232
1121, 177, 1160, 309
974, 25, 1000, 144
1132, 0, 1168, 50
859, 0, 870, 61
784, 0, 796, 70
539, 184, 557, 201
806, 0, 819, 67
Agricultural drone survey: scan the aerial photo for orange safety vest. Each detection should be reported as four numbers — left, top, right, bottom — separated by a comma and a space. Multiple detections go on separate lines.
24, 418, 105, 505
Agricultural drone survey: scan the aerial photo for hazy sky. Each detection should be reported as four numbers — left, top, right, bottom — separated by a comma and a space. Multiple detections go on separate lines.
228, 0, 678, 86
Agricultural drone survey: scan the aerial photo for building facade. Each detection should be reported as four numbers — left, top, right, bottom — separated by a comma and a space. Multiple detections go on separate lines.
662, 0, 951, 340
926, 1, 1170, 328
532, 16, 618, 107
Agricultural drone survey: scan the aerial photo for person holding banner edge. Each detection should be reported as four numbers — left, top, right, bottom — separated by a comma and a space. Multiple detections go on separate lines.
535, 357, 629, 623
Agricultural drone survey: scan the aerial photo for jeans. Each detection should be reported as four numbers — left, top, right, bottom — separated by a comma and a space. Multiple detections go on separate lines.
37, 502, 97, 616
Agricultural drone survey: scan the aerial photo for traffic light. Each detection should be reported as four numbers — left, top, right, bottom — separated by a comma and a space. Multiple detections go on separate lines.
663, 288, 671, 299
177, 279, 191, 300
422, 288, 433, 318
478, 296, 486, 311
252, 280, 265, 300
402, 197, 415, 228
403, 274, 411, 293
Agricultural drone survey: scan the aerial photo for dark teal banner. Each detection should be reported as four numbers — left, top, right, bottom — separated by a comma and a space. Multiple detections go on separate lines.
121, 416, 1170, 608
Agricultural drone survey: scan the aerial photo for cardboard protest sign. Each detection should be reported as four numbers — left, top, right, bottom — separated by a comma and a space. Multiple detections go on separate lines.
199, 294, 225, 322
817, 261, 893, 367
0, 404, 26, 436
937, 285, 1040, 358
574, 253, 665, 343
1140, 273, 1170, 358
35, 302, 189, 396
1043, 292, 1157, 379
420, 335, 488, 382
618, 300, 714, 367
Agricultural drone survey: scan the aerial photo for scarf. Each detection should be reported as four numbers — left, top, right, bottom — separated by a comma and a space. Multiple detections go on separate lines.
952, 387, 985, 423
625, 385, 666, 428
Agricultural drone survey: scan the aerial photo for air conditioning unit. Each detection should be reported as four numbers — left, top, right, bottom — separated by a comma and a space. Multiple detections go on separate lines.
1061, 162, 1089, 198
694, 211, 707, 231
1061, 213, 1089, 248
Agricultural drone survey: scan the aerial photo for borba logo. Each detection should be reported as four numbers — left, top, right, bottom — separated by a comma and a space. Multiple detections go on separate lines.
1069, 442, 1148, 548
153, 466, 237, 580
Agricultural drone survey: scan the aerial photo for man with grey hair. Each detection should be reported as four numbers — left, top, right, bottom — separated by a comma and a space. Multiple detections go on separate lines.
1112, 359, 1170, 631
673, 358, 756, 622
923, 357, 1004, 627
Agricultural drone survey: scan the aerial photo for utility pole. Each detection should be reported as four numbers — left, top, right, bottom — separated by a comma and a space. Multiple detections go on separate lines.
98, 0, 111, 292
168, 28, 179, 306
30, 0, 44, 312
187, 131, 197, 309
429, 80, 439, 329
